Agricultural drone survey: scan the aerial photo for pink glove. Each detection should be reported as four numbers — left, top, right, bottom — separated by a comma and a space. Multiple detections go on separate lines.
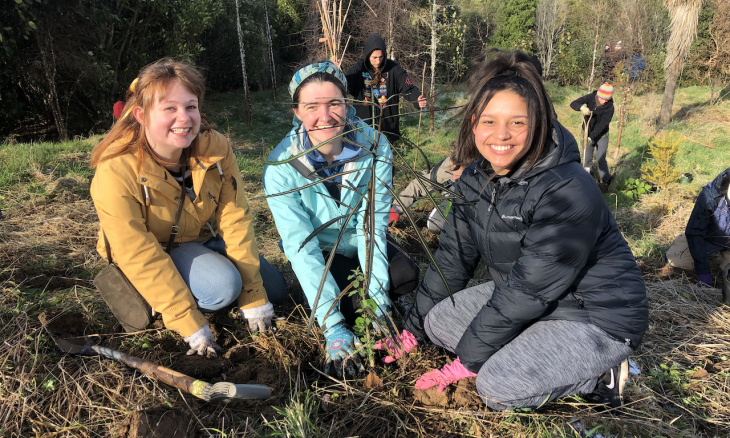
415, 357, 477, 393
388, 207, 400, 225
373, 329, 418, 363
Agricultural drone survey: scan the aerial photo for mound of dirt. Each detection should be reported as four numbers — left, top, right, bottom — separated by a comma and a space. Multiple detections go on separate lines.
173, 355, 232, 380
413, 377, 482, 409
117, 407, 195, 438
227, 362, 288, 393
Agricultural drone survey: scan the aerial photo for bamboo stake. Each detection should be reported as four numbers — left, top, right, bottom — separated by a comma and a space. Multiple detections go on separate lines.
413, 63, 428, 169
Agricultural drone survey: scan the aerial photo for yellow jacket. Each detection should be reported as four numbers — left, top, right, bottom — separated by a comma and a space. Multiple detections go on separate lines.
91, 129, 268, 337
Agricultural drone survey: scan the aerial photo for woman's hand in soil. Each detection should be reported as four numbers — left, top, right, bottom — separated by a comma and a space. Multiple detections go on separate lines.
323, 321, 365, 378
239, 302, 275, 333
374, 329, 418, 363
183, 324, 224, 358
415, 358, 477, 393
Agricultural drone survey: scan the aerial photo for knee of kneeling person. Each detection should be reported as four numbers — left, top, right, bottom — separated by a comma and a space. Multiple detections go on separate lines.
197, 268, 242, 311
476, 369, 524, 411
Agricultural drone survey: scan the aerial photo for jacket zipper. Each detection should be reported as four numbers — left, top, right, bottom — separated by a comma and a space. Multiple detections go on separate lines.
208, 192, 219, 207
484, 184, 500, 267
571, 291, 585, 309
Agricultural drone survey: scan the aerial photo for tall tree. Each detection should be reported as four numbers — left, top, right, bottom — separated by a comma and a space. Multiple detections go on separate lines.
263, 0, 277, 99
490, 0, 537, 51
587, 0, 607, 90
658, 0, 704, 124
534, 0, 566, 79
234, 0, 253, 125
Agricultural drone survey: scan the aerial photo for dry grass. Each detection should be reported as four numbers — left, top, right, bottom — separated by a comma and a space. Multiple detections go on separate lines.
2, 275, 729, 437
2, 169, 730, 437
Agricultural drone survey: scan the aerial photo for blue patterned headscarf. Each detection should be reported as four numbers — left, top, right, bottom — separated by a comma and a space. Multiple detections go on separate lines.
288, 62, 348, 98
288, 61, 356, 127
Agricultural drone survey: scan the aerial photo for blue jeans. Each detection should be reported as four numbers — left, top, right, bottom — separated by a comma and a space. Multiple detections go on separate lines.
169, 238, 287, 311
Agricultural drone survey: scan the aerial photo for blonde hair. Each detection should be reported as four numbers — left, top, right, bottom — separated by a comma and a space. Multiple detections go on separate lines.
90, 58, 211, 169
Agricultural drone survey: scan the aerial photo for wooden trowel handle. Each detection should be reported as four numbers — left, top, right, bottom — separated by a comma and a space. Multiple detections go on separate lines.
92, 345, 209, 400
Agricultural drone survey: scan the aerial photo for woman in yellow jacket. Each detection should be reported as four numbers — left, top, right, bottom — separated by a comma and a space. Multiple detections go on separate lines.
90, 59, 286, 357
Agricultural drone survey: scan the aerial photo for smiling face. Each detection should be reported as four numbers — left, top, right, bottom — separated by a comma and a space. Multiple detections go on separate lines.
472, 90, 530, 175
134, 79, 201, 162
369, 50, 385, 69
293, 80, 347, 150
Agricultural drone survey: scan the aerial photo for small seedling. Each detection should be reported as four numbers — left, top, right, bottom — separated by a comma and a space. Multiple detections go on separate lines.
347, 268, 378, 367
620, 177, 654, 199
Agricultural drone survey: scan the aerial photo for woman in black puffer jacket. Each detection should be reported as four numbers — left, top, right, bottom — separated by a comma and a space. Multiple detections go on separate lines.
401, 51, 647, 410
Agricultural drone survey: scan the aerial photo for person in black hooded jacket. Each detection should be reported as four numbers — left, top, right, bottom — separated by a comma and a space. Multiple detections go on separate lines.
345, 34, 426, 143
397, 51, 647, 410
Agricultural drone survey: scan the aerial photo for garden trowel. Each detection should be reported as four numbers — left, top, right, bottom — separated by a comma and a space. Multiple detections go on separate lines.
39, 312, 271, 403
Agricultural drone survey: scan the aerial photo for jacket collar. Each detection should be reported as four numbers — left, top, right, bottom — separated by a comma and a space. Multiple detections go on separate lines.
287, 124, 365, 189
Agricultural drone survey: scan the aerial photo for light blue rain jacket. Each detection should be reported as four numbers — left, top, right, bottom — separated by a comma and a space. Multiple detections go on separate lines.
263, 107, 393, 329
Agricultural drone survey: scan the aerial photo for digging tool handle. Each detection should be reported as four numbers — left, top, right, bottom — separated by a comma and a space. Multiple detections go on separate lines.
582, 111, 594, 154
91, 345, 209, 400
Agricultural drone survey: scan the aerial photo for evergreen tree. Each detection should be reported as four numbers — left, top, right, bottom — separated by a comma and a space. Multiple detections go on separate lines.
490, 0, 538, 51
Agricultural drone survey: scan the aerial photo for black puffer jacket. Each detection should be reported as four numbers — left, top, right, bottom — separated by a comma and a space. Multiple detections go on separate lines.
345, 34, 421, 142
685, 168, 730, 275
570, 92, 614, 143
404, 121, 648, 373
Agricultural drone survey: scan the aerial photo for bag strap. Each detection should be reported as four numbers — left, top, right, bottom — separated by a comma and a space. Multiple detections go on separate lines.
165, 161, 187, 254
102, 162, 188, 261
102, 230, 113, 264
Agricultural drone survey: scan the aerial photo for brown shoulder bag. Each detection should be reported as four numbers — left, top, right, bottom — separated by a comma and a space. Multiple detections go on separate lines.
94, 163, 187, 333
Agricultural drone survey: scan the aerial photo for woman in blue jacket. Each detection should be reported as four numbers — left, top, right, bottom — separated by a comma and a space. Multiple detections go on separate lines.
263, 62, 419, 377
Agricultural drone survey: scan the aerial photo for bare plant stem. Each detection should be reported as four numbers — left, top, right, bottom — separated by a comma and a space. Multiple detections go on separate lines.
414, 63, 427, 170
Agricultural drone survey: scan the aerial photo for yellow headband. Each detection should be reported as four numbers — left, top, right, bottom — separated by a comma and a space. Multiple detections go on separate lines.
129, 78, 139, 93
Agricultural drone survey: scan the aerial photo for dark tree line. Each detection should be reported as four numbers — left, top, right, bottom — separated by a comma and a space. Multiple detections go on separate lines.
1, 0, 725, 141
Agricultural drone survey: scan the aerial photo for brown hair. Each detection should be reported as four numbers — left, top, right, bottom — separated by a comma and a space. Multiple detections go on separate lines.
451, 50, 554, 173
90, 58, 211, 169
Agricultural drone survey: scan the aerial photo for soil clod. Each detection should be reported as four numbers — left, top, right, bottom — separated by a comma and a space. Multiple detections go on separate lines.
117, 407, 195, 438
413, 377, 482, 409
173, 355, 232, 380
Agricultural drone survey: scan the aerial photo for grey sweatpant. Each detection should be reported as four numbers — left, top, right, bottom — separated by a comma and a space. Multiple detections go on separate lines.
583, 134, 610, 184
394, 157, 452, 213
424, 282, 633, 410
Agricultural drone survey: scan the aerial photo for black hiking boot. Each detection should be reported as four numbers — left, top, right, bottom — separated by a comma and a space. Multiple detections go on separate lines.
583, 360, 629, 408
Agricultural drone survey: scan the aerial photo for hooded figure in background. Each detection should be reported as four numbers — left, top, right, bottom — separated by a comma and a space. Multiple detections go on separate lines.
345, 34, 427, 143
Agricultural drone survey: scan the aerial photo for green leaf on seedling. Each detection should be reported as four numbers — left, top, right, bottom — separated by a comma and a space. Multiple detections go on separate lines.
142, 343, 149, 349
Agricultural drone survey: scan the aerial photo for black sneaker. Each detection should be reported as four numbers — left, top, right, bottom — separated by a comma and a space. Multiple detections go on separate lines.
583, 360, 629, 408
